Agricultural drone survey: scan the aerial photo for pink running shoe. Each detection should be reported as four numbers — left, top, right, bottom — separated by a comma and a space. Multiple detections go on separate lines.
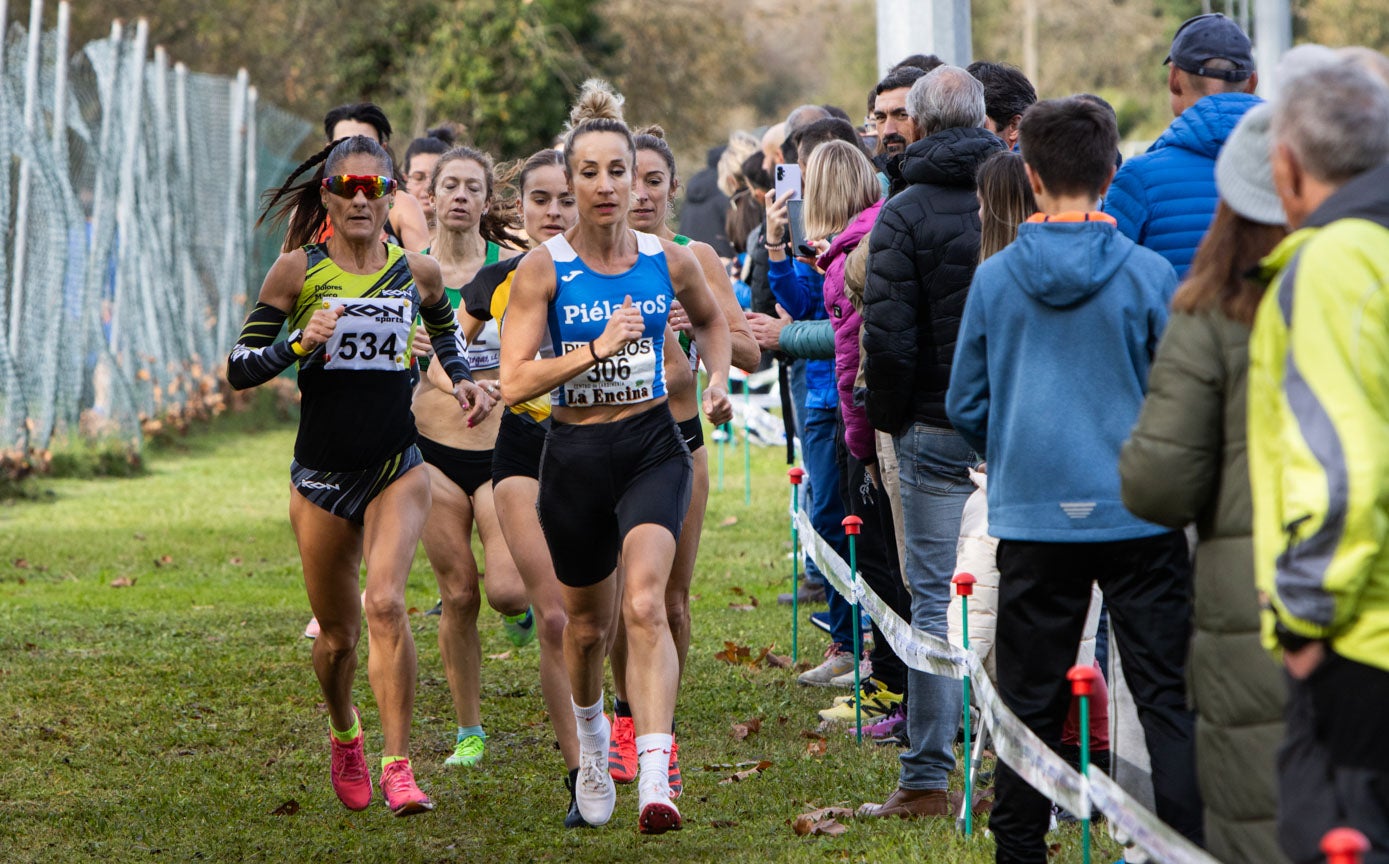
381, 759, 434, 816
304, 616, 321, 639
329, 710, 372, 811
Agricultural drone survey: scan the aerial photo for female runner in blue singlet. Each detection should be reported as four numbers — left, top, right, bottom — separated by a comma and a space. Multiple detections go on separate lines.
499, 80, 732, 835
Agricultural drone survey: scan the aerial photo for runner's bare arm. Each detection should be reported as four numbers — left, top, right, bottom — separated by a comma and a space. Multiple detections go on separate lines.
666, 242, 732, 425
690, 240, 759, 373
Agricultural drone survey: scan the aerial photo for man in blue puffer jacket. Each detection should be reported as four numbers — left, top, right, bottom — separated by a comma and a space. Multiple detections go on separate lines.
1103, 13, 1260, 278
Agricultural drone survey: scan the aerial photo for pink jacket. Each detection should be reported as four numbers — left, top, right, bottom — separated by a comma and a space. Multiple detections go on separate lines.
817, 198, 884, 463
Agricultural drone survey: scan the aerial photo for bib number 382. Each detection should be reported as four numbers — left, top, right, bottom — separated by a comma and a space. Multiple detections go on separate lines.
323, 299, 411, 372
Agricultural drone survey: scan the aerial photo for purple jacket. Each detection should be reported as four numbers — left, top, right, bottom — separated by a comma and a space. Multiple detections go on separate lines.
818, 198, 884, 462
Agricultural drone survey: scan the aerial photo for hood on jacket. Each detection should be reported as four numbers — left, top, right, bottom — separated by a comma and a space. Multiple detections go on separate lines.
899, 126, 1005, 188
819, 198, 885, 270
1150, 92, 1262, 160
681, 166, 723, 206
1304, 162, 1389, 232
1000, 219, 1134, 308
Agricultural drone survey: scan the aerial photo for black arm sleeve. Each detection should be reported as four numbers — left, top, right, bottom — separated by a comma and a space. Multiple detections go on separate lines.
226, 302, 300, 391
419, 294, 474, 384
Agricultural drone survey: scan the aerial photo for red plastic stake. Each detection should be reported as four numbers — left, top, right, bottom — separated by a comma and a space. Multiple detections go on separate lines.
953, 572, 976, 597
1067, 664, 1099, 697
1322, 828, 1371, 864
841, 514, 865, 742
954, 571, 977, 835
788, 467, 807, 664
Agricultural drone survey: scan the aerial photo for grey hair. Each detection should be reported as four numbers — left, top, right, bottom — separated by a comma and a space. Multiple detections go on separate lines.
1273, 60, 1389, 184
908, 65, 986, 137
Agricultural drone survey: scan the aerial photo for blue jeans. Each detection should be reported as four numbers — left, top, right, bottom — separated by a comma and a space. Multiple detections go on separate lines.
894, 422, 976, 790
803, 405, 853, 648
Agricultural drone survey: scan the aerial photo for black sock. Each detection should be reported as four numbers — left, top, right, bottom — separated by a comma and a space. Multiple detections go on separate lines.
614, 698, 632, 718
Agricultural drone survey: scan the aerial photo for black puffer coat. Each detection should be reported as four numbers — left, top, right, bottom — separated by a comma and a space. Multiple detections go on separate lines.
862, 127, 1003, 435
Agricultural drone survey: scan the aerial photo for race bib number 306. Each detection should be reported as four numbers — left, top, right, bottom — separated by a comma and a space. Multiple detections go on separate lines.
323, 299, 411, 372
560, 338, 657, 406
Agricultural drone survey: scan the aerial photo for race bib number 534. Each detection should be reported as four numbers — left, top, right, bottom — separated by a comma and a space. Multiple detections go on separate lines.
323, 299, 411, 372
560, 338, 656, 406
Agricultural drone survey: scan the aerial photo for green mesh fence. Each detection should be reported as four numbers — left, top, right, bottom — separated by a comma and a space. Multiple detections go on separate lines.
0, 13, 310, 460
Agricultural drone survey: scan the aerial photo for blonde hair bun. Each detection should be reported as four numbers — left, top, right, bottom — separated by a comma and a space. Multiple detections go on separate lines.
569, 79, 625, 128
635, 124, 666, 140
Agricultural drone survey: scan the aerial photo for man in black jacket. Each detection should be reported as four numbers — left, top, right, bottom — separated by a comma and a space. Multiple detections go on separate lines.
858, 65, 1004, 819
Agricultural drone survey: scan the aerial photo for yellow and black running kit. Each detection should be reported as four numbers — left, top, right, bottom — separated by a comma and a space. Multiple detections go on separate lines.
460, 254, 556, 485
227, 242, 474, 523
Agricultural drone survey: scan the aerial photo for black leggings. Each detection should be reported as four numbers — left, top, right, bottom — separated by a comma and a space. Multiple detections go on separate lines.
537, 403, 692, 588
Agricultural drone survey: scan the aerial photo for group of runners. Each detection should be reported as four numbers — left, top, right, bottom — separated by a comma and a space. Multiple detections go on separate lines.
228, 80, 757, 834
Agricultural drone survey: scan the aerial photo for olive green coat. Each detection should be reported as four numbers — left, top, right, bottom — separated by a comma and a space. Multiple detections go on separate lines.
1120, 308, 1288, 864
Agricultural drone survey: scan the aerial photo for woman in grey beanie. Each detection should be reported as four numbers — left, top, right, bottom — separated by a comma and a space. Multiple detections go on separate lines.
1119, 103, 1290, 864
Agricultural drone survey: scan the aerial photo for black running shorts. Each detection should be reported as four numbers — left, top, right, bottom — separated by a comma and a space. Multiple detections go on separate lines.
676, 415, 704, 453
418, 435, 493, 496
537, 403, 693, 587
290, 445, 423, 525
491, 410, 549, 485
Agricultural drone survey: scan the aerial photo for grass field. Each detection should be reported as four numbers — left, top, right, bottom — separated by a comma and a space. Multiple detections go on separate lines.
0, 412, 1114, 863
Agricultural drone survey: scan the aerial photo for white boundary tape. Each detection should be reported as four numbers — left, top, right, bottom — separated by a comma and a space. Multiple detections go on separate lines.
790, 507, 1219, 864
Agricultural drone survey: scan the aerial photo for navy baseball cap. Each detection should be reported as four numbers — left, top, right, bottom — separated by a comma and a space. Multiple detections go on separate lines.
1165, 13, 1254, 81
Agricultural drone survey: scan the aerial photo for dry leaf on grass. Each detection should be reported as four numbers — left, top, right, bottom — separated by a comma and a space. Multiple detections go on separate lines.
270, 799, 300, 816
791, 806, 853, 836
801, 731, 828, 756
154, 555, 174, 567
719, 515, 738, 527
713, 641, 751, 665
728, 601, 758, 611
487, 652, 512, 660
714, 642, 787, 670
12, 558, 29, 569
110, 577, 136, 588
730, 717, 763, 740
765, 651, 793, 669
229, 556, 243, 565
700, 761, 764, 771
718, 759, 772, 784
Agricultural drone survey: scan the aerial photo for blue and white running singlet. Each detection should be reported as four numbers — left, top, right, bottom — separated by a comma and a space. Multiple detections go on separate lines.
544, 230, 674, 408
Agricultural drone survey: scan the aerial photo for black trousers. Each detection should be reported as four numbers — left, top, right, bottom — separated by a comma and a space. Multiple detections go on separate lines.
991, 532, 1202, 864
1278, 657, 1389, 864
835, 413, 911, 694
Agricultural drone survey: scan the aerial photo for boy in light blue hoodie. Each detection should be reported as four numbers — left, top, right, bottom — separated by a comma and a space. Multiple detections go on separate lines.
946, 98, 1202, 863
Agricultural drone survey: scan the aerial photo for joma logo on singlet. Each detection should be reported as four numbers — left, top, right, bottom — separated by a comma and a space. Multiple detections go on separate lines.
561, 294, 668, 325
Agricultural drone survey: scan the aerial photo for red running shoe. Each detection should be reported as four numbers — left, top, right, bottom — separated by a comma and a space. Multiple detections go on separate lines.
329, 709, 372, 811
608, 714, 637, 783
380, 759, 434, 816
667, 735, 682, 799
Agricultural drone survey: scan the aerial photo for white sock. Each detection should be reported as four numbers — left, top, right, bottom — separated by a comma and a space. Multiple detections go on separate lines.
572, 695, 607, 751
635, 732, 673, 802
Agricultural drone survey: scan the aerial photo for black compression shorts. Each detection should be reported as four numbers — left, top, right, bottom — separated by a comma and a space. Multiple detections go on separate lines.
418, 436, 493, 496
537, 403, 693, 588
676, 415, 704, 453
491, 410, 549, 485
290, 445, 423, 525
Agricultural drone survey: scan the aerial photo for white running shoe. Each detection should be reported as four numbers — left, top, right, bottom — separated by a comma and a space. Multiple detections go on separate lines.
575, 717, 616, 826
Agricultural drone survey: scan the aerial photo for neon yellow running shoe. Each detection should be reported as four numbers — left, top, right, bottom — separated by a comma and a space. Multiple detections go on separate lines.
501, 607, 536, 648
445, 734, 486, 767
